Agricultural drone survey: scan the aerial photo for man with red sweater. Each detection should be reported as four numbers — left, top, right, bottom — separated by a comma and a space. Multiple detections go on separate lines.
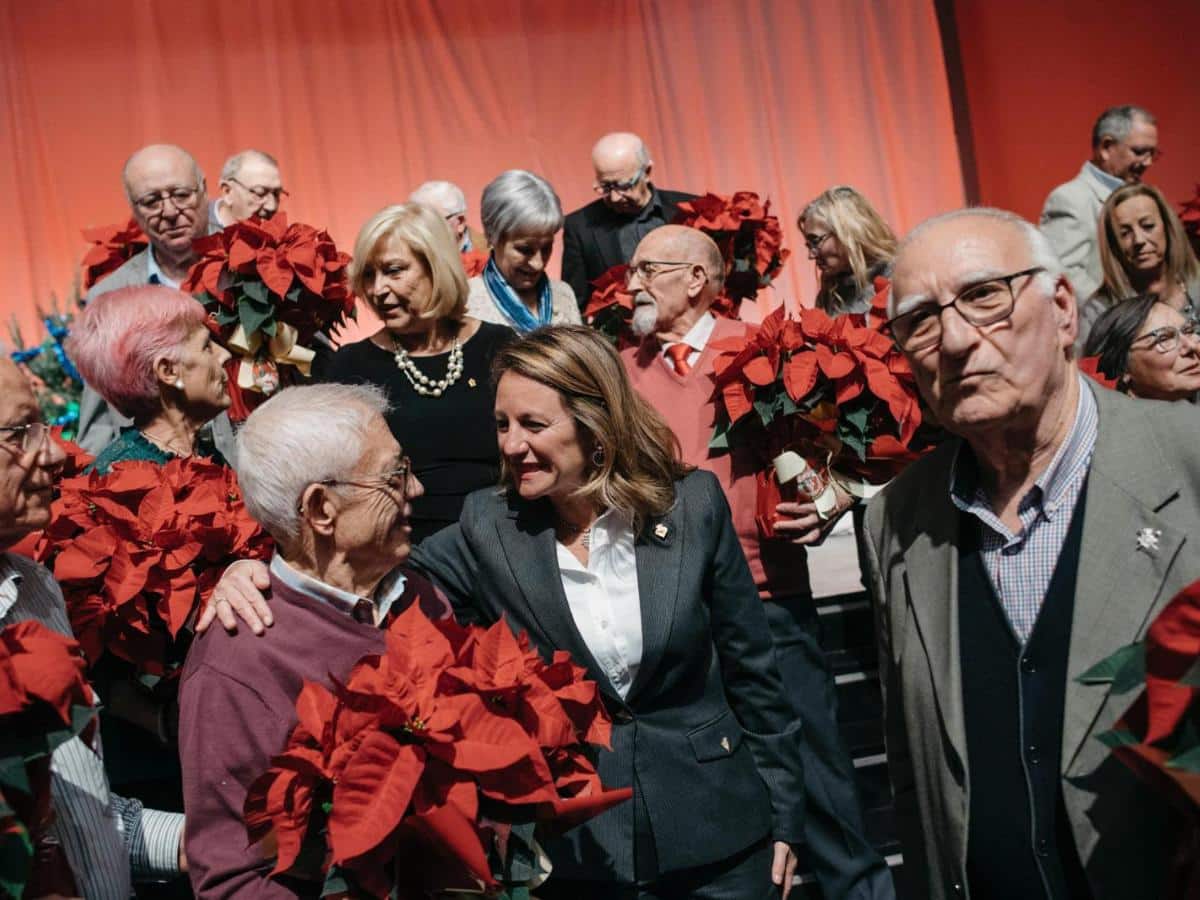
620, 225, 894, 900
179, 383, 444, 897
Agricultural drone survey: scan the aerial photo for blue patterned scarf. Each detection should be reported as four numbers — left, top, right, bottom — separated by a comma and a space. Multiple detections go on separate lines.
483, 256, 552, 334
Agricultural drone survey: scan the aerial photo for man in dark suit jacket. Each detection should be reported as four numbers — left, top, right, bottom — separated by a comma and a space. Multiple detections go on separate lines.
864, 207, 1191, 900
561, 132, 695, 309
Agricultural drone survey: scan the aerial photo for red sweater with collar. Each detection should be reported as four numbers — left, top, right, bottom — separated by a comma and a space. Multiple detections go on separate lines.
178, 565, 439, 898
621, 317, 811, 600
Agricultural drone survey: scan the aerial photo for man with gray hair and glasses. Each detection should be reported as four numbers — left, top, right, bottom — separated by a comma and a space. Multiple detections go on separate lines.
79, 143, 224, 453
409, 179, 484, 252
1040, 105, 1159, 300
179, 382, 443, 896
212, 149, 287, 227
864, 207, 1197, 900
562, 131, 695, 309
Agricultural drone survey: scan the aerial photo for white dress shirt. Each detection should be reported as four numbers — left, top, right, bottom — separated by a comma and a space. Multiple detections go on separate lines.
659, 311, 716, 373
555, 509, 642, 699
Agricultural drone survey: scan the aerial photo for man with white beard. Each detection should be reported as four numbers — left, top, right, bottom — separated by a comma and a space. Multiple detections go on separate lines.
619, 225, 896, 900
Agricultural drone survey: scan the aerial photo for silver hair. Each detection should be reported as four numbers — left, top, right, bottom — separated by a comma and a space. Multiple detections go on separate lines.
1091, 105, 1155, 149
220, 149, 280, 183
235, 382, 389, 547
480, 169, 564, 245
889, 207, 1065, 317
409, 180, 468, 217
121, 144, 205, 203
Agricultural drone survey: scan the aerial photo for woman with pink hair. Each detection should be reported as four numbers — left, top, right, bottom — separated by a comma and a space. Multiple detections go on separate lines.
68, 284, 231, 473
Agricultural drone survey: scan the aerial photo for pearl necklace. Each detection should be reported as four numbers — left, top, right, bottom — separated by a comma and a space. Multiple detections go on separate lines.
392, 336, 464, 398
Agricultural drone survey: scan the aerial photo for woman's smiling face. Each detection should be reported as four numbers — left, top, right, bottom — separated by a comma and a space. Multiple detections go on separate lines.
494, 371, 588, 504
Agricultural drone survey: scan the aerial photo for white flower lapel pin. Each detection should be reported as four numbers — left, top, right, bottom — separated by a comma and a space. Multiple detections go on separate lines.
1135, 527, 1162, 554
653, 522, 669, 540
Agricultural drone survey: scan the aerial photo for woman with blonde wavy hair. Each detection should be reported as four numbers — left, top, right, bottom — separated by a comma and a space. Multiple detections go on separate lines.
798, 185, 897, 316
1078, 182, 1200, 347
408, 324, 807, 898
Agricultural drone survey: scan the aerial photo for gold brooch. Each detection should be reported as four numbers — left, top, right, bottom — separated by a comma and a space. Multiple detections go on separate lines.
468, 378, 477, 388
654, 523, 669, 539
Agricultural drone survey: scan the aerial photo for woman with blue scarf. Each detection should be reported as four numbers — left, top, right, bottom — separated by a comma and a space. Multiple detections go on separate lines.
467, 169, 582, 333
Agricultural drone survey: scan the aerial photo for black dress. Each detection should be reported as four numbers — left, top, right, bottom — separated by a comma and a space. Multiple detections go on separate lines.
325, 321, 515, 544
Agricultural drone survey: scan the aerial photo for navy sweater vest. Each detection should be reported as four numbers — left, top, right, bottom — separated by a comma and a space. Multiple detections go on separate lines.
958, 495, 1093, 900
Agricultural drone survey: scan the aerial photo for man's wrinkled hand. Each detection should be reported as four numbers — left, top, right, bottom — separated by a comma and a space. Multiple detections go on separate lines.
771, 479, 854, 545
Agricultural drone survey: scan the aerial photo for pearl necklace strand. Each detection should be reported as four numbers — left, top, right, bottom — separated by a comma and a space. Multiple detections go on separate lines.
392, 336, 464, 397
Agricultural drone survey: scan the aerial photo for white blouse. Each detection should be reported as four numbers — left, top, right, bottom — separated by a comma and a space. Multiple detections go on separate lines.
554, 509, 642, 699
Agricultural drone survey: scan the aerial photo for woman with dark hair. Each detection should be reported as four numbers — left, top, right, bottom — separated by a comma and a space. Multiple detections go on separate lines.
215, 325, 806, 898
1078, 182, 1200, 347
1084, 293, 1200, 401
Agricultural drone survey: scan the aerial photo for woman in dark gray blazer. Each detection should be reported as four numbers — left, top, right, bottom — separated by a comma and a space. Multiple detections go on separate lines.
410, 326, 805, 898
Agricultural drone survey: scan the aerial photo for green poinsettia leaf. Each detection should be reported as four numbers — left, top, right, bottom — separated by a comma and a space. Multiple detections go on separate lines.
1095, 727, 1140, 750
241, 279, 269, 305
238, 296, 275, 339
321, 866, 350, 896
0, 814, 34, 900
708, 423, 729, 453
214, 305, 239, 326
1166, 744, 1200, 773
285, 284, 304, 305
754, 396, 776, 429
1179, 657, 1200, 688
0, 759, 29, 795
1077, 642, 1144, 693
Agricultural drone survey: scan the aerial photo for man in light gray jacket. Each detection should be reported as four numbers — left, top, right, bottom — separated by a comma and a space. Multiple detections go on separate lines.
1039, 105, 1159, 301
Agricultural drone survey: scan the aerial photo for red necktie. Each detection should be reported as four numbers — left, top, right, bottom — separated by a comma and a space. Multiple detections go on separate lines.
666, 343, 693, 376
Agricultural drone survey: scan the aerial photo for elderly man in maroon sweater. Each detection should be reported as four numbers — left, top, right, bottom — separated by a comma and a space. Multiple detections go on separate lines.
179, 383, 442, 898
619, 226, 895, 900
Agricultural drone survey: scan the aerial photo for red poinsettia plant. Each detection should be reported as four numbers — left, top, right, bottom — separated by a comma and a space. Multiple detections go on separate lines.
80, 219, 149, 290
461, 248, 489, 279
673, 191, 791, 304
583, 264, 637, 349
1078, 355, 1119, 390
1079, 578, 1200, 897
0, 621, 98, 898
710, 305, 925, 537
1180, 185, 1200, 261
244, 604, 630, 898
182, 214, 355, 419
22, 457, 272, 675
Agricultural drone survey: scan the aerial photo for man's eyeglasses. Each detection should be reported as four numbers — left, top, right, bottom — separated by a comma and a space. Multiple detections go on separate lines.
225, 177, 288, 203
803, 232, 833, 257
133, 187, 201, 215
298, 460, 413, 513
0, 422, 49, 455
1131, 321, 1198, 354
625, 259, 703, 286
594, 166, 646, 196
887, 266, 1047, 353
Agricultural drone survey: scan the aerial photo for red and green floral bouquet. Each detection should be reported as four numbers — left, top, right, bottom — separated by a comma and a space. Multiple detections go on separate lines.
80, 218, 149, 291
19, 456, 273, 677
1079, 578, 1200, 898
183, 214, 355, 420
0, 621, 97, 898
244, 604, 631, 898
583, 264, 637, 350
709, 305, 926, 538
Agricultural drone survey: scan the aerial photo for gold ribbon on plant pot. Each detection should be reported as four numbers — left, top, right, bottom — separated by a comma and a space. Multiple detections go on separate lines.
227, 322, 315, 395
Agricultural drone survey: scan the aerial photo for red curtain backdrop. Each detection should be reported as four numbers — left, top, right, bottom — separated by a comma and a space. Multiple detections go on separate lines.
0, 0, 964, 339
952, 0, 1200, 222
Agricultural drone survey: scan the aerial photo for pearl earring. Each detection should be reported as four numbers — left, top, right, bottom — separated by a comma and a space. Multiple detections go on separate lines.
174, 379, 185, 389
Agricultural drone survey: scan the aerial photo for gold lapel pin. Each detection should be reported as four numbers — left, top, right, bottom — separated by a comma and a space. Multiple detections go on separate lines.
720, 736, 731, 753
468, 377, 477, 388
654, 522, 669, 540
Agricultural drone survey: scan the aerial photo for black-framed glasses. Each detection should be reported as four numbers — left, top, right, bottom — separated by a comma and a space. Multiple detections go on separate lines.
1131, 321, 1198, 354
225, 176, 288, 203
0, 422, 49, 455
594, 166, 646, 196
133, 186, 201, 215
887, 266, 1046, 352
298, 460, 413, 513
803, 232, 833, 257
625, 259, 702, 285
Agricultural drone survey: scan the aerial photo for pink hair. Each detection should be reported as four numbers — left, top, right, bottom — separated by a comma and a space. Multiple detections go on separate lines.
67, 285, 208, 419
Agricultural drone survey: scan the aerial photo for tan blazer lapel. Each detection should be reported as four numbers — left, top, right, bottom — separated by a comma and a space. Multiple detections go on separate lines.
1064, 388, 1186, 771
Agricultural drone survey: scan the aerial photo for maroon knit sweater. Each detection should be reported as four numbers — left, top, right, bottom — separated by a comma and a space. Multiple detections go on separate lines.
179, 564, 440, 898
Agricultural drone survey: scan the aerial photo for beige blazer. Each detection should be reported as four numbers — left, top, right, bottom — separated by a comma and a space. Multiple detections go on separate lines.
861, 382, 1198, 900
465, 275, 580, 330
1040, 163, 1115, 302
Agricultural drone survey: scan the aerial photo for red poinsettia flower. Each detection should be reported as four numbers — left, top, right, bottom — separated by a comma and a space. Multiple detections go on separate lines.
245, 605, 630, 896
584, 265, 637, 349
80, 219, 149, 290
460, 250, 489, 278
0, 620, 94, 729
1078, 355, 1119, 390
28, 457, 272, 674
674, 191, 791, 302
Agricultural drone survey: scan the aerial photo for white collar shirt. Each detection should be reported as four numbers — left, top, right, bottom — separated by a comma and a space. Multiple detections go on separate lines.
554, 509, 642, 699
658, 311, 716, 373
269, 554, 408, 626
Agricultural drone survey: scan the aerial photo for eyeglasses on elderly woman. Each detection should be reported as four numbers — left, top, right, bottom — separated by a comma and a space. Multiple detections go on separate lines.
1130, 320, 1199, 354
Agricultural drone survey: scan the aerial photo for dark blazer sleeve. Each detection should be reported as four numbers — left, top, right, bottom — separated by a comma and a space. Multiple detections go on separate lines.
561, 212, 591, 310
695, 473, 807, 844
407, 501, 486, 626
